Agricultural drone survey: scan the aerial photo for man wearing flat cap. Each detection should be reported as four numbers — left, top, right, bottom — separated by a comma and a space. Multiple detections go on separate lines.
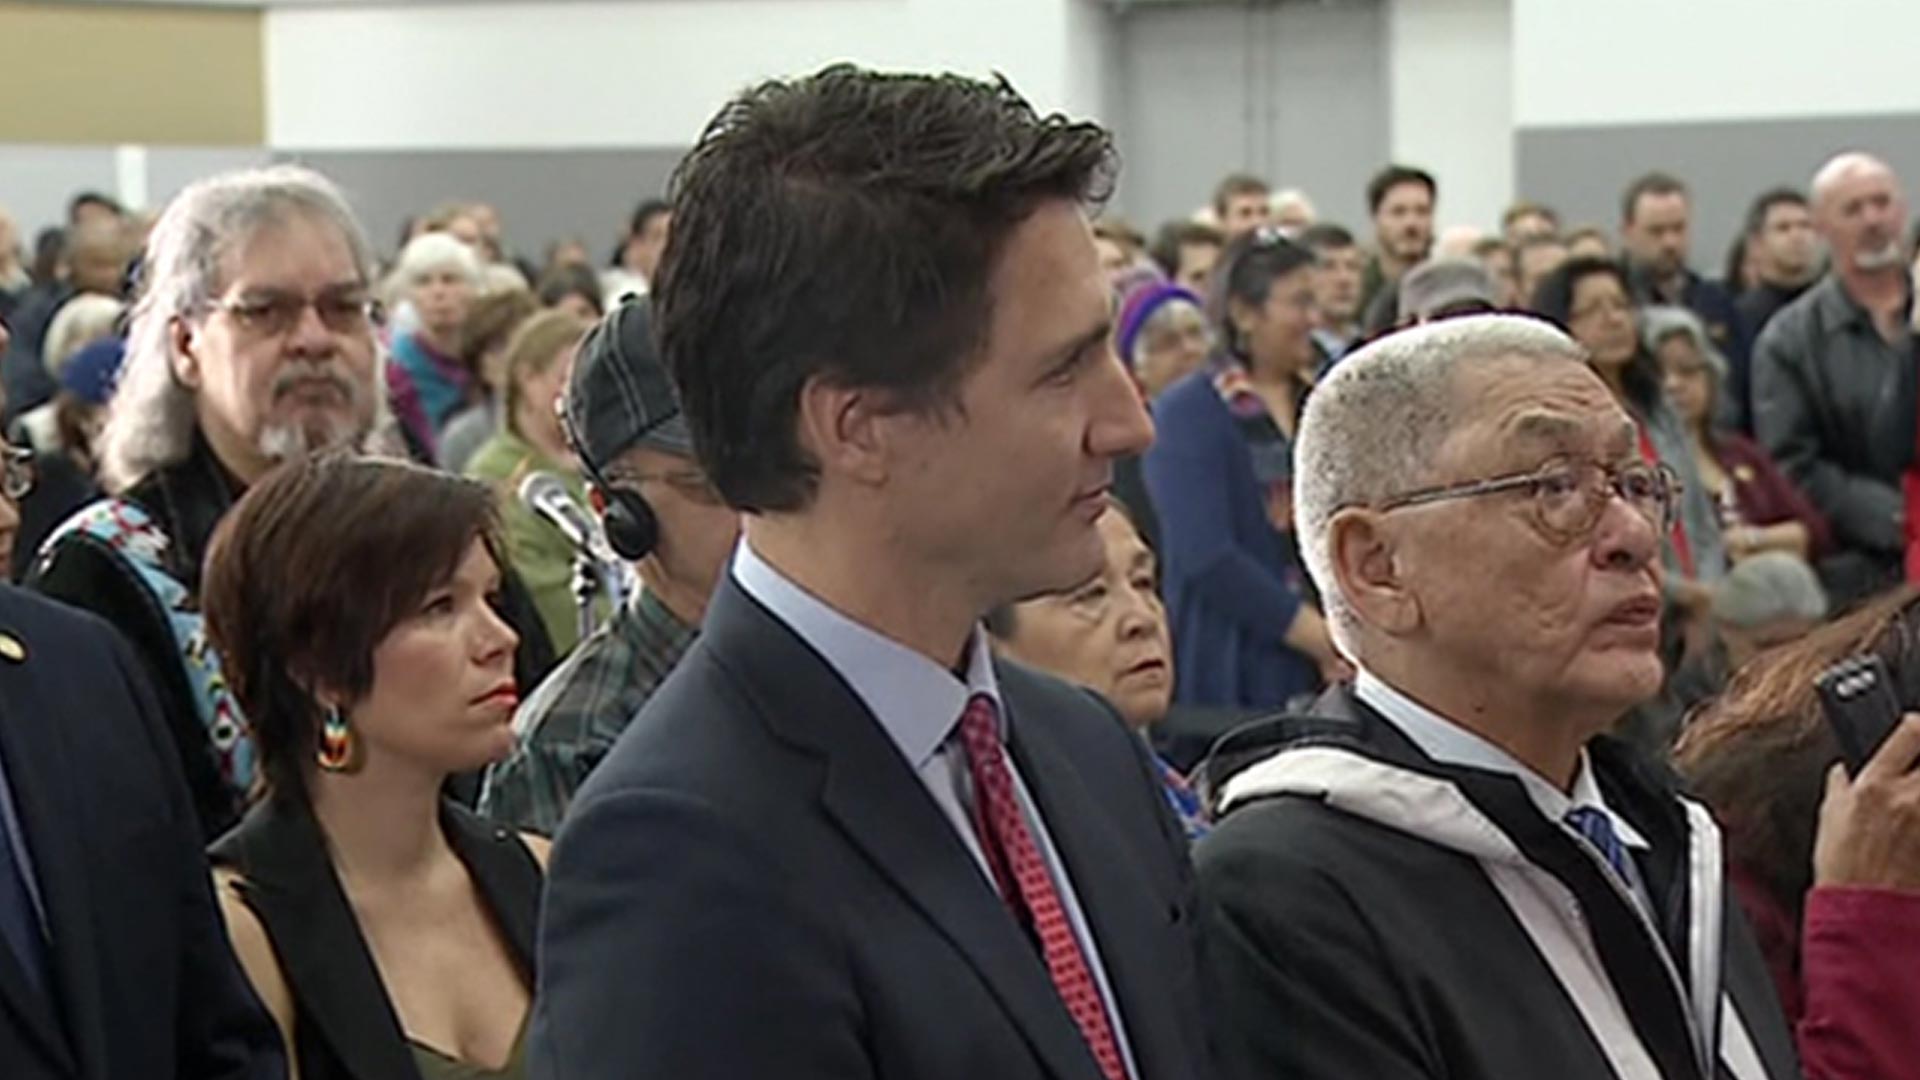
479, 298, 739, 835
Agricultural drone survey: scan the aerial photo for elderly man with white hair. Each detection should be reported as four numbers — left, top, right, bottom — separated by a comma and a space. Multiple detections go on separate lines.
1752, 152, 1913, 605
1197, 315, 1801, 1080
25, 165, 388, 839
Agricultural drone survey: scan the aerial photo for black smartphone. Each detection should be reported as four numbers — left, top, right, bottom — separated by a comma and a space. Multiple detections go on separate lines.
1814, 654, 1906, 776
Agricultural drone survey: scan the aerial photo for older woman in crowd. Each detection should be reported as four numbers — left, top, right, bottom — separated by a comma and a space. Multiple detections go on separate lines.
1115, 279, 1211, 400
1679, 585, 1920, 1078
1534, 258, 1726, 649
988, 502, 1208, 839
388, 231, 482, 456
1646, 305, 1831, 564
465, 309, 600, 653
204, 453, 544, 1080
1145, 229, 1343, 710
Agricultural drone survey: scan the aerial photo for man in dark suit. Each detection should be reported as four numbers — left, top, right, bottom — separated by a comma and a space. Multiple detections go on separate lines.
530, 65, 1209, 1080
0, 580, 284, 1078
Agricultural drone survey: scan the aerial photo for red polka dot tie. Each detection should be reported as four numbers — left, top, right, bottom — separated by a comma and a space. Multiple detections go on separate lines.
957, 693, 1128, 1080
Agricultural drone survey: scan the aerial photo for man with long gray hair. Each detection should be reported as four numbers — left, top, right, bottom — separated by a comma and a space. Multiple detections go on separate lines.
1197, 315, 1800, 1079
27, 165, 385, 838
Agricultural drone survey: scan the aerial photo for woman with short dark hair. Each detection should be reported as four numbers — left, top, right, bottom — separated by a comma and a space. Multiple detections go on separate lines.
202, 453, 544, 1080
1144, 229, 1345, 710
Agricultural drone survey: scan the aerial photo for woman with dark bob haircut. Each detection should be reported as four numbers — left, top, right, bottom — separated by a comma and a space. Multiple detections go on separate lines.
201, 453, 545, 1080
1677, 585, 1920, 1076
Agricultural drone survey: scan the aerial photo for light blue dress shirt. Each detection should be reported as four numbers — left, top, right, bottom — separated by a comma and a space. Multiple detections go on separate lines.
732, 540, 1141, 1080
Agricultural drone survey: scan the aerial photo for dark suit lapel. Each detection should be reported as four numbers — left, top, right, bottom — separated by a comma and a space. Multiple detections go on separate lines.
211, 800, 421, 1080
0, 635, 100, 1077
1006, 696, 1192, 1080
706, 579, 1106, 1080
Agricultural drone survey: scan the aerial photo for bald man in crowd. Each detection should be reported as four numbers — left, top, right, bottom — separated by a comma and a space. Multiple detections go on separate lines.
1751, 152, 1913, 604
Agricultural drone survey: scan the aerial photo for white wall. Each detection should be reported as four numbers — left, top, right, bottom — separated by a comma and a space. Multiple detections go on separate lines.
266, 0, 1110, 151
1386, 0, 1512, 232
1514, 0, 1920, 128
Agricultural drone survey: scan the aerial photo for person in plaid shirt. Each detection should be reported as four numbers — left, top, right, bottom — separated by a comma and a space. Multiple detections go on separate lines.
479, 299, 737, 834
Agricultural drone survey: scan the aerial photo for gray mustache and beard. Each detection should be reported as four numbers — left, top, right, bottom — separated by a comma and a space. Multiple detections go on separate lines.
1854, 240, 1905, 272
256, 361, 375, 462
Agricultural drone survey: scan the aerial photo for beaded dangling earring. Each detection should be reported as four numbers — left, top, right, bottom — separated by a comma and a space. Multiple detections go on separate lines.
316, 705, 361, 773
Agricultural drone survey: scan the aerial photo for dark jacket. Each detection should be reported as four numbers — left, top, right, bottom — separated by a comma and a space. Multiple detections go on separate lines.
1735, 281, 1813, 358
209, 798, 541, 1080
1197, 686, 1801, 1080
27, 434, 559, 832
529, 575, 1211, 1080
29, 432, 247, 836
1752, 274, 1913, 589
12, 452, 97, 584
1144, 367, 1317, 710
1631, 265, 1747, 378
0, 585, 283, 1080
1, 285, 69, 424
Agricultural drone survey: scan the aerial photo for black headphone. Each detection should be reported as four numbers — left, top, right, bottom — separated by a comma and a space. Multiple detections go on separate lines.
561, 404, 660, 561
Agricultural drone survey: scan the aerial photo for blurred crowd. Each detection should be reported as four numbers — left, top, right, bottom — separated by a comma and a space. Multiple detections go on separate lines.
1, 61, 1917, 1080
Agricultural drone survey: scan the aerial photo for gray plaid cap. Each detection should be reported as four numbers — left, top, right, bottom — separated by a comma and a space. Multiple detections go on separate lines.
564, 297, 693, 469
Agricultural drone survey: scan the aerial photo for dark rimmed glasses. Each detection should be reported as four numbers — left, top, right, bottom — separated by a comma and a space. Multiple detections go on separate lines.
210, 288, 377, 339
1376, 458, 1680, 540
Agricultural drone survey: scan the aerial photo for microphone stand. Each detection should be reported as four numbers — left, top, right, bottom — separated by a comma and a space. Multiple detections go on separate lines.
570, 550, 607, 645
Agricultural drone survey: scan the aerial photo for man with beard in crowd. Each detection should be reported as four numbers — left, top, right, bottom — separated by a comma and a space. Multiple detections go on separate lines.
29, 166, 391, 838
1357, 164, 1436, 332
1753, 152, 1914, 605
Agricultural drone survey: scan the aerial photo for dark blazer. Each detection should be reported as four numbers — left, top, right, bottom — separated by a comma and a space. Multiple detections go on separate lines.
530, 575, 1210, 1080
209, 798, 542, 1080
0, 585, 283, 1080
1198, 686, 1800, 1080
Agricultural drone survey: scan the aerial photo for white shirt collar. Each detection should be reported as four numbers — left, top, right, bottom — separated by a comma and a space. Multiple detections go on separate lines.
1352, 666, 1649, 850
730, 538, 1003, 765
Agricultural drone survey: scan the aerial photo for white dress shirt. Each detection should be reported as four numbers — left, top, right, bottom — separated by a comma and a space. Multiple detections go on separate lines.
732, 540, 1140, 1079
1354, 666, 1657, 913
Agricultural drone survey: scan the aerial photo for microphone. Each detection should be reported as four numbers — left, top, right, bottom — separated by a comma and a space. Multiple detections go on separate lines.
517, 471, 613, 562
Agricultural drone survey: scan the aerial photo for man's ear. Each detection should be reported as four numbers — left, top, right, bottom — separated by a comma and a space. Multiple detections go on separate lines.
793, 374, 893, 490
1327, 508, 1421, 637
169, 315, 203, 389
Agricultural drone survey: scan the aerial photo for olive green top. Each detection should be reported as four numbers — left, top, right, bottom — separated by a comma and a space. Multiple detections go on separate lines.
408, 1016, 528, 1080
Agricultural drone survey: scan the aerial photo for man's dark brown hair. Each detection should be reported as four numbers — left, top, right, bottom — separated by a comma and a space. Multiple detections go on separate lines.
654, 64, 1116, 513
201, 453, 503, 804
1621, 171, 1689, 224
1150, 221, 1225, 278
1212, 173, 1271, 219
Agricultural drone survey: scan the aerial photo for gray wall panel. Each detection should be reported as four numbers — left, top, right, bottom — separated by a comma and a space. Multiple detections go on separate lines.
1112, 0, 1387, 234
0, 145, 117, 240
147, 147, 272, 211
1517, 114, 1920, 282
275, 147, 687, 263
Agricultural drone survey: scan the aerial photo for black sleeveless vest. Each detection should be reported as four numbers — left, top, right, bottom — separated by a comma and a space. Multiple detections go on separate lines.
209, 798, 542, 1080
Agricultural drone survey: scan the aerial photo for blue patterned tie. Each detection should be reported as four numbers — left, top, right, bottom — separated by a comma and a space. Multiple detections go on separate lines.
0, 813, 47, 996
1564, 806, 1633, 884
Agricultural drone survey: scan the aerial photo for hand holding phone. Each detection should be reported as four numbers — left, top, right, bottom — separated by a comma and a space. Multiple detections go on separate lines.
1814, 654, 1907, 776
